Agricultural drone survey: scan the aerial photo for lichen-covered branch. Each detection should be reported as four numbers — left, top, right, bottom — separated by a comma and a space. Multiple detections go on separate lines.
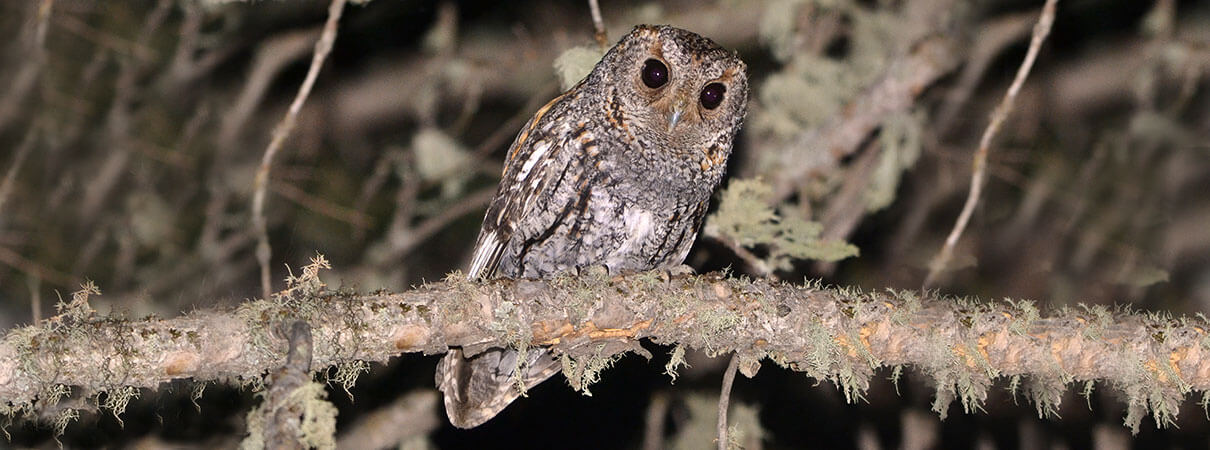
1, 269, 1207, 434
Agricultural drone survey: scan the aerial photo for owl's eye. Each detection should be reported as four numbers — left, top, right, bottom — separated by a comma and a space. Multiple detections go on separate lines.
700, 83, 726, 110
641, 59, 669, 88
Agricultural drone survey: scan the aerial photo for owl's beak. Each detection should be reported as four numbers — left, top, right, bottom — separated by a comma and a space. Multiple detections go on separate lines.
668, 94, 692, 131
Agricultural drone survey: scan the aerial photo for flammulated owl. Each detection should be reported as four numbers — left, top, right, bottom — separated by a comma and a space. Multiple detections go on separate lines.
436, 24, 749, 428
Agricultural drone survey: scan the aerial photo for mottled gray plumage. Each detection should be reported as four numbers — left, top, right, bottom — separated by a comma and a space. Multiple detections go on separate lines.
436, 24, 749, 428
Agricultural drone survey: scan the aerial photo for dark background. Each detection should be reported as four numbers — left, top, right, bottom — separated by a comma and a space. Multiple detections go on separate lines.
0, 0, 1208, 447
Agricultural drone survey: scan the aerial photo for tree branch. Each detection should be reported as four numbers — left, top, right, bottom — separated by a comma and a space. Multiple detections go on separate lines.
0, 270, 1206, 434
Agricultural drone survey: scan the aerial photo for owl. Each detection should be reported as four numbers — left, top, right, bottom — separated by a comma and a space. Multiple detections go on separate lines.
436, 24, 749, 428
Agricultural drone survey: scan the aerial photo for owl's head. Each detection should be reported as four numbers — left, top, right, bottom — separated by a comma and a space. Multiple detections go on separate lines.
589, 25, 749, 159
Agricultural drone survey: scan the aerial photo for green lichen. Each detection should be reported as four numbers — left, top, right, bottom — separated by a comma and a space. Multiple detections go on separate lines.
55, 281, 100, 323
1082, 380, 1096, 409
890, 365, 903, 395
50, 407, 79, 442
1201, 390, 1210, 420
553, 268, 608, 324
752, 2, 902, 141
706, 178, 858, 272
664, 345, 688, 383
553, 46, 605, 91
667, 393, 763, 450
1006, 299, 1040, 335
435, 272, 478, 325
1008, 375, 1022, 402
239, 374, 266, 393
240, 400, 265, 450
726, 402, 766, 450
696, 307, 740, 355
100, 386, 139, 428
1124, 264, 1169, 288
479, 293, 539, 394
240, 382, 337, 450
1027, 377, 1065, 420
758, 0, 808, 63
800, 315, 869, 404
328, 360, 370, 401
559, 344, 622, 395
236, 300, 279, 362
659, 286, 691, 319
865, 111, 923, 212
294, 382, 338, 450
191, 382, 206, 412
280, 253, 331, 303
923, 319, 991, 419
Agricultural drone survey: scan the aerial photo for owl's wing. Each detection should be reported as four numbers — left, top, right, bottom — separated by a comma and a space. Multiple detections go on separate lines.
465, 91, 574, 280
441, 93, 577, 428
465, 227, 506, 280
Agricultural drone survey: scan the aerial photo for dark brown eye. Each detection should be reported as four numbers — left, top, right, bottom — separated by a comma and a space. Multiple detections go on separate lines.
641, 59, 669, 88
700, 83, 726, 109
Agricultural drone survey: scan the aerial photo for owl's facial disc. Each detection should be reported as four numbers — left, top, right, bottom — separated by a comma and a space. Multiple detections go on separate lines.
604, 25, 749, 152
654, 65, 741, 137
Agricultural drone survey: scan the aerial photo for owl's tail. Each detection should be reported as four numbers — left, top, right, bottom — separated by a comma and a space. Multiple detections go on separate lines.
435, 347, 561, 428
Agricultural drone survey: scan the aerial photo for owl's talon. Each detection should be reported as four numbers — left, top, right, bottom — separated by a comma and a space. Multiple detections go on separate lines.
655, 264, 695, 283
666, 264, 696, 277
576, 264, 611, 279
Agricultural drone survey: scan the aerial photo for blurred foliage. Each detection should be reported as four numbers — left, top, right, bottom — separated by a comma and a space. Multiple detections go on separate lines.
707, 178, 859, 270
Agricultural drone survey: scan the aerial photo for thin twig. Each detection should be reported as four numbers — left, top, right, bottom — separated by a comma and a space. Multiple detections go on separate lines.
922, 0, 1058, 290
0, 0, 54, 133
219, 27, 321, 149
27, 276, 41, 325
588, 0, 608, 48
53, 14, 156, 61
437, 82, 559, 185
386, 186, 496, 260
78, 0, 173, 222
705, 234, 774, 280
352, 151, 400, 241
251, 0, 347, 300
0, 245, 76, 287
935, 12, 1037, 134
0, 124, 38, 218
162, 0, 203, 90
270, 181, 372, 229
716, 353, 740, 450
813, 139, 884, 276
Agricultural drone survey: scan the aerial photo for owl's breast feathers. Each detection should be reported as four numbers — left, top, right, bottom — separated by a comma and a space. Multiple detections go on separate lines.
492, 94, 708, 277
471, 83, 723, 279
